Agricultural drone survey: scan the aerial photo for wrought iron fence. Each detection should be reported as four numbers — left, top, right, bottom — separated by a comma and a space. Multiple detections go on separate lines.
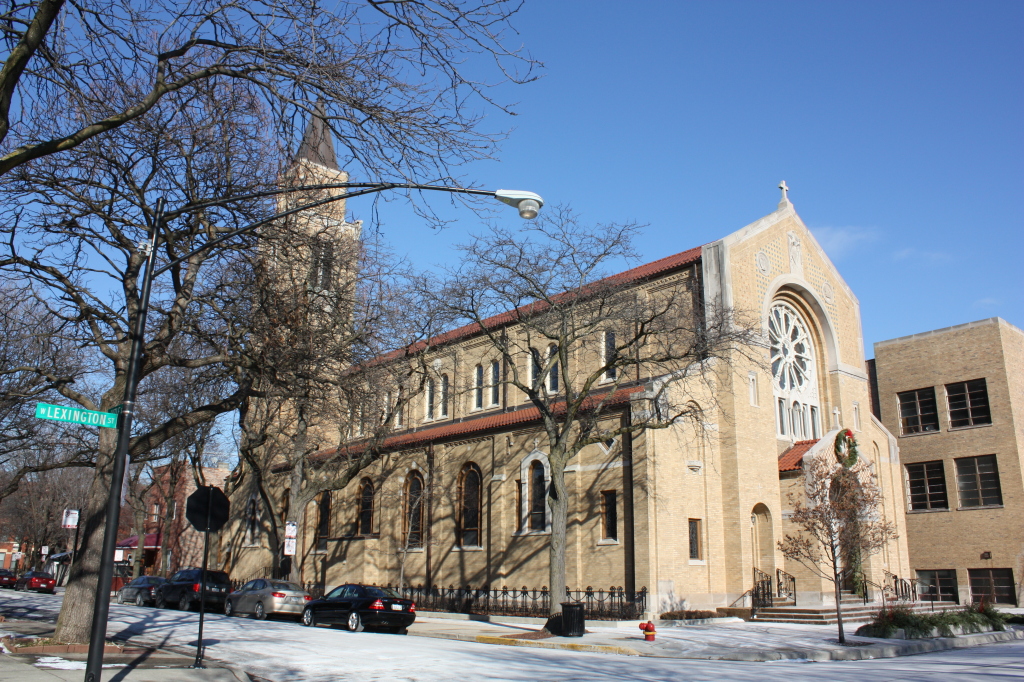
776, 568, 796, 606
751, 568, 773, 615
297, 583, 646, 620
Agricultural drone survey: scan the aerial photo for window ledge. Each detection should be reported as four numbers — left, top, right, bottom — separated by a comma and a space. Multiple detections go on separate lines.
597, 539, 619, 546
948, 423, 993, 432
514, 529, 551, 537
688, 559, 706, 565
452, 545, 484, 552
899, 430, 941, 438
399, 547, 425, 553
907, 508, 950, 514
956, 504, 1004, 511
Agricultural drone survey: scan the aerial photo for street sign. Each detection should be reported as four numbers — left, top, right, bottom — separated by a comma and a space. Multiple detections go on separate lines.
62, 509, 80, 528
35, 402, 117, 429
185, 486, 230, 533
285, 521, 297, 539
41, 546, 49, 555
284, 538, 297, 556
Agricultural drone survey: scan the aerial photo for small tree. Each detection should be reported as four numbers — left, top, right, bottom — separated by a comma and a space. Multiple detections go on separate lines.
777, 429, 898, 643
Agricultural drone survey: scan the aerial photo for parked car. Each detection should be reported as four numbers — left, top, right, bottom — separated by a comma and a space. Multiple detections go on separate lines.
225, 579, 311, 620
153, 568, 231, 611
116, 575, 168, 606
0, 569, 16, 588
301, 584, 415, 633
15, 571, 56, 594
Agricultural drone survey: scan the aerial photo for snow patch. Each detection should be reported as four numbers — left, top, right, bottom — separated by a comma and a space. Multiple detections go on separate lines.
34, 656, 124, 670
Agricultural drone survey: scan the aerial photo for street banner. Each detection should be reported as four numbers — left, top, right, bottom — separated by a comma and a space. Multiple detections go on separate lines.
62, 509, 80, 528
284, 538, 297, 556
285, 521, 298, 539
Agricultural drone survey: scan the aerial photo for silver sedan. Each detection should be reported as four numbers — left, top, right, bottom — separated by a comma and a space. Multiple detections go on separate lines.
225, 579, 311, 620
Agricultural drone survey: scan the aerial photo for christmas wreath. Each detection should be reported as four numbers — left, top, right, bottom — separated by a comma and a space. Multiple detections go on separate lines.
834, 428, 859, 467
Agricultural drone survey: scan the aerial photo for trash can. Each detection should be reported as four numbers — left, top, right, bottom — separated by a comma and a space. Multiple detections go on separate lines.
560, 602, 585, 637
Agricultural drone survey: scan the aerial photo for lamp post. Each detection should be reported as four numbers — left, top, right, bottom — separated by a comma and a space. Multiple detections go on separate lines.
83, 183, 543, 681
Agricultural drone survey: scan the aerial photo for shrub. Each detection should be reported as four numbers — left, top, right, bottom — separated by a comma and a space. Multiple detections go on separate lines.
660, 610, 720, 620
856, 604, 1006, 639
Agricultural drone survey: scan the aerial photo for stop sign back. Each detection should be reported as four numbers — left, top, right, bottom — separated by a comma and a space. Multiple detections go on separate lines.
185, 486, 230, 532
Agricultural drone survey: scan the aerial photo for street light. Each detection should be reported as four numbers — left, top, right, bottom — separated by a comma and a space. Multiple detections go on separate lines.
83, 183, 543, 682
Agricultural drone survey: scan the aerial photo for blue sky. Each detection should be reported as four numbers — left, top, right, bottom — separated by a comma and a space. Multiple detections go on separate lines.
351, 0, 1023, 356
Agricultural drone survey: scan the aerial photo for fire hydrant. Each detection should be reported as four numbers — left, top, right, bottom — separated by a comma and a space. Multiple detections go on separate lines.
639, 620, 656, 642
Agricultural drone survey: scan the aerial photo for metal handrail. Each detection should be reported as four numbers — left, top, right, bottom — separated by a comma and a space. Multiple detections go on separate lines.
776, 568, 797, 606
752, 568, 773, 616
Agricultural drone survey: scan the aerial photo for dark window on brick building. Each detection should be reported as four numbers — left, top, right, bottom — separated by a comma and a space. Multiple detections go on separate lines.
906, 460, 948, 510
916, 569, 958, 602
968, 568, 1015, 604
689, 519, 702, 560
955, 455, 1002, 507
601, 491, 617, 541
945, 379, 992, 428
898, 387, 939, 434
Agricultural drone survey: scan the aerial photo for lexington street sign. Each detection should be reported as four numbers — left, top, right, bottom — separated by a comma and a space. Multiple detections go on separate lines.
35, 402, 118, 429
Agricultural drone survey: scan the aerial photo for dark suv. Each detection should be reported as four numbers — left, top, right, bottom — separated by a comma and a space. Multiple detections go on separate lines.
153, 568, 231, 611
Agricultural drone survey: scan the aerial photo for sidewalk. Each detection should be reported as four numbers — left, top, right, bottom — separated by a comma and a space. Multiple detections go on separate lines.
0, 653, 248, 682
407, 615, 1024, 661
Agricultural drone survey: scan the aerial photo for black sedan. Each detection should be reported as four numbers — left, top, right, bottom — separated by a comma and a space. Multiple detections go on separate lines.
116, 575, 167, 606
301, 584, 415, 633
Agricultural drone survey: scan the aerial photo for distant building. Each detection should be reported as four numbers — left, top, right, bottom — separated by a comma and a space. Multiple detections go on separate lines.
118, 464, 232, 575
872, 317, 1023, 605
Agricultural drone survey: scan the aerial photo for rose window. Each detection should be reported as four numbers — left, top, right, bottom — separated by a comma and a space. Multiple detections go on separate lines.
769, 302, 814, 392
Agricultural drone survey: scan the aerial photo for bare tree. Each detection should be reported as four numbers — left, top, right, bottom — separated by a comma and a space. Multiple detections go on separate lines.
1, 0, 538, 181
777, 430, 898, 643
423, 207, 761, 620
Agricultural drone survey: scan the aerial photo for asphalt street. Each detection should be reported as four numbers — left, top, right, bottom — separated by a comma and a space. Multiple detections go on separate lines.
2, 590, 1023, 681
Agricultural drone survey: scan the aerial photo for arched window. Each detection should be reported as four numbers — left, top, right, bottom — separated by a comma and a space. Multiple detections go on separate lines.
603, 331, 618, 380
490, 360, 501, 406
315, 491, 332, 552
404, 471, 424, 548
769, 301, 821, 438
358, 480, 374, 536
458, 464, 482, 547
529, 460, 546, 531
474, 365, 484, 409
530, 347, 542, 387
548, 345, 560, 392
425, 378, 436, 420
440, 374, 450, 417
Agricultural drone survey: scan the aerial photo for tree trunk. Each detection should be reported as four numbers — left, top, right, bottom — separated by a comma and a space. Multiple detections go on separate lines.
834, 559, 845, 643
547, 457, 568, 617
53, 426, 118, 643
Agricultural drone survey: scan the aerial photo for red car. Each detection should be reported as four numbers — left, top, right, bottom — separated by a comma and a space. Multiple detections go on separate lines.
0, 569, 16, 588
15, 571, 56, 594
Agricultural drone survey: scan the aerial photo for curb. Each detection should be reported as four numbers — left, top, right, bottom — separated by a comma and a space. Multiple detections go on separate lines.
409, 623, 1024, 661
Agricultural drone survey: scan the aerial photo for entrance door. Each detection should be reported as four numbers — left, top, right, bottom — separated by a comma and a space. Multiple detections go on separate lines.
751, 504, 775, 574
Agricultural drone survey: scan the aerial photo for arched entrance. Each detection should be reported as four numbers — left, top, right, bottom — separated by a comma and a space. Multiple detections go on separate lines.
750, 504, 775, 573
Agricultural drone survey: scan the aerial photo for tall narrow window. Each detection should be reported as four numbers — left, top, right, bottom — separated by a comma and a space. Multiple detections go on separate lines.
490, 360, 501, 406
777, 398, 787, 435
810, 406, 820, 438
358, 480, 374, 536
955, 455, 1002, 507
688, 519, 702, 560
601, 491, 617, 541
440, 374, 450, 417
905, 460, 948, 510
474, 365, 484, 409
603, 331, 618, 380
530, 347, 542, 387
548, 345, 560, 392
245, 495, 259, 545
458, 464, 482, 547
945, 379, 992, 428
316, 491, 332, 552
853, 402, 862, 431
311, 240, 335, 291
395, 389, 404, 427
280, 488, 290, 525
791, 402, 803, 438
404, 472, 424, 548
425, 378, 436, 420
515, 480, 523, 533
529, 461, 546, 531
897, 387, 939, 434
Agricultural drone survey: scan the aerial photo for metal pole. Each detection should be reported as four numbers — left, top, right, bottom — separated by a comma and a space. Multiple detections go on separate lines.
84, 198, 164, 682
192, 488, 212, 669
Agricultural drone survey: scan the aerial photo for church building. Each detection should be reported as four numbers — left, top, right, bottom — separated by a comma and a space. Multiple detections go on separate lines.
225, 121, 912, 616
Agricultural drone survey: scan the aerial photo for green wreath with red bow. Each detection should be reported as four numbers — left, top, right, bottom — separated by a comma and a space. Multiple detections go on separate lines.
834, 428, 859, 467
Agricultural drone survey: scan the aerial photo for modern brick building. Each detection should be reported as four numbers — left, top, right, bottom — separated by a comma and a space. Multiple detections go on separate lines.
872, 317, 1023, 606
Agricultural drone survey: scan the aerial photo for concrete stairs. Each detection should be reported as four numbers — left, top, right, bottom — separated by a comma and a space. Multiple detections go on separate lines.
751, 592, 959, 625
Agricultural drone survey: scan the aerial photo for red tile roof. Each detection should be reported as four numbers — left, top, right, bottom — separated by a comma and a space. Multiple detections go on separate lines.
273, 384, 646, 472
365, 245, 703, 367
778, 439, 820, 472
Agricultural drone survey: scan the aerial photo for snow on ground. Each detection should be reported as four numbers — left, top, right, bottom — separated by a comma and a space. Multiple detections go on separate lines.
2, 590, 1023, 681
